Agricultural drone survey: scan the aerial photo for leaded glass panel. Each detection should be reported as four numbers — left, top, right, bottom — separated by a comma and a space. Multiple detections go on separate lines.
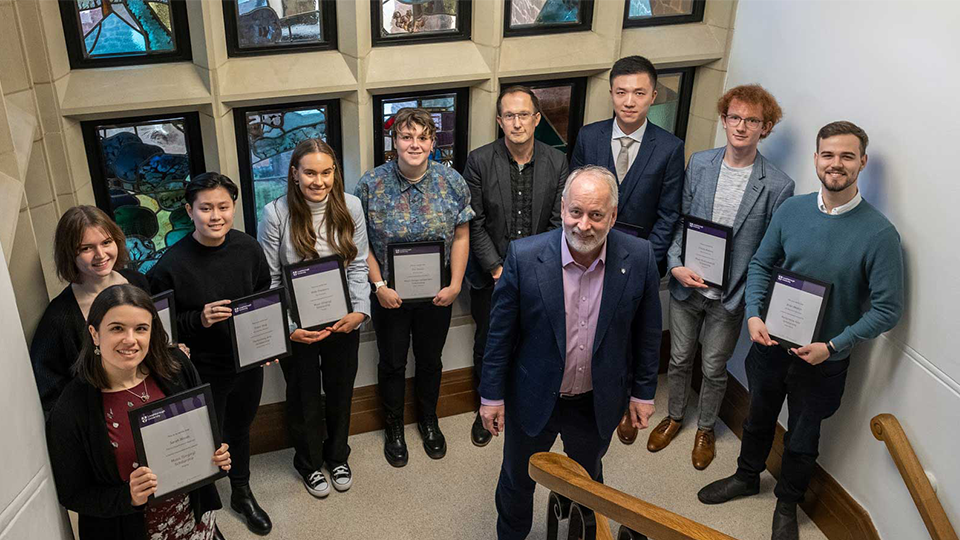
624, 0, 704, 27
372, 0, 470, 44
380, 94, 457, 167
73, 0, 176, 58
224, 0, 337, 54
507, 0, 589, 32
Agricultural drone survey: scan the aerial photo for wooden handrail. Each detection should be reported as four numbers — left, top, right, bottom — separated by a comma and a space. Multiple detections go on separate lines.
871, 413, 958, 540
529, 452, 738, 540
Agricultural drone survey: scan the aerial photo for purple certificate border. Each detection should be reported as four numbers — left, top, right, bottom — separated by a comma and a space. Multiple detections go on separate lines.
686, 220, 729, 239
137, 393, 208, 428
232, 292, 282, 315
775, 273, 827, 297
391, 244, 442, 257
290, 260, 340, 279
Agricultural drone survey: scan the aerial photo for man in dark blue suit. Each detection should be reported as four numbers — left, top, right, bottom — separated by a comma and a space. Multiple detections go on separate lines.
479, 166, 663, 540
571, 55, 685, 275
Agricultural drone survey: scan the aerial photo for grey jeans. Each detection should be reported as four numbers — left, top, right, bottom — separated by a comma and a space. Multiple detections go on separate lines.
667, 293, 744, 429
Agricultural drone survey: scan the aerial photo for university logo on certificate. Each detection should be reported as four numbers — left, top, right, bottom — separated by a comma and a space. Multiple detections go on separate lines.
762, 267, 832, 349
284, 256, 353, 331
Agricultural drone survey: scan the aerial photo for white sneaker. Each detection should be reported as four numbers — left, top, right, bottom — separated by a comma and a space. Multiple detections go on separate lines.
303, 470, 330, 498
328, 463, 353, 492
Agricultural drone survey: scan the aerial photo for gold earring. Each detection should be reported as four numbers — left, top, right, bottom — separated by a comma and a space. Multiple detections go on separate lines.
94, 346, 101, 356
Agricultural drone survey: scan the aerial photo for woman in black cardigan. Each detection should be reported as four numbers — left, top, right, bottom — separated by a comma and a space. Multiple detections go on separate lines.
47, 284, 230, 540
31, 205, 150, 415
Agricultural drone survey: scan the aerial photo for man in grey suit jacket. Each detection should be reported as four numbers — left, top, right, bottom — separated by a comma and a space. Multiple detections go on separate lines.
465, 86, 568, 447
630, 85, 795, 470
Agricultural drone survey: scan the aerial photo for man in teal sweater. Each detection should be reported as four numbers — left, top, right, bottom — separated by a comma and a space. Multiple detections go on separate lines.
697, 121, 904, 540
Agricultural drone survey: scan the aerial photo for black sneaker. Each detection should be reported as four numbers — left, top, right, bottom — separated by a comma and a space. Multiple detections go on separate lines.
384, 419, 408, 467
327, 462, 353, 492
471, 411, 492, 447
302, 470, 330, 498
418, 416, 447, 459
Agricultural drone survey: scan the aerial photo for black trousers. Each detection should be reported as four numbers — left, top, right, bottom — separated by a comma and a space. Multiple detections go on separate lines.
469, 285, 494, 396
202, 367, 264, 488
735, 344, 850, 503
279, 330, 360, 477
495, 393, 612, 540
371, 299, 452, 421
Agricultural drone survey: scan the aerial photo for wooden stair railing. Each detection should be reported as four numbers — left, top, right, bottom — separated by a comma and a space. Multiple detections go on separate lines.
528, 452, 739, 540
871, 413, 958, 540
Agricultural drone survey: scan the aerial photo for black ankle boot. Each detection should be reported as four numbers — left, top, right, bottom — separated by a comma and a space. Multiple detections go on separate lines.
418, 415, 447, 459
230, 484, 272, 536
384, 418, 409, 467
697, 474, 760, 504
471, 411, 492, 447
771, 500, 799, 540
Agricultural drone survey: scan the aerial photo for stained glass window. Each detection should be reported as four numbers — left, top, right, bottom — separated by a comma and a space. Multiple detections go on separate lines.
497, 78, 586, 157
624, 0, 704, 27
223, 0, 337, 56
372, 0, 470, 45
234, 100, 342, 235
82, 114, 205, 273
648, 68, 694, 139
504, 0, 593, 36
60, 0, 191, 68
373, 88, 469, 171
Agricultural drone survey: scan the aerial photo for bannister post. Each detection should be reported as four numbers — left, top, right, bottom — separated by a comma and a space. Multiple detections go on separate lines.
616, 525, 649, 540
548, 491, 573, 540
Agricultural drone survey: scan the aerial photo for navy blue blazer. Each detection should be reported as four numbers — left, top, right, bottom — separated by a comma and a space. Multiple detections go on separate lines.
480, 228, 662, 439
571, 119, 685, 266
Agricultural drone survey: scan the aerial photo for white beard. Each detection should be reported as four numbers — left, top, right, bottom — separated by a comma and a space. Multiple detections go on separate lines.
564, 225, 606, 255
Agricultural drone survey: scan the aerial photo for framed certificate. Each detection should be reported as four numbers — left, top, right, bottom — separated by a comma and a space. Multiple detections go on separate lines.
681, 215, 733, 289
284, 256, 353, 331
762, 267, 832, 349
151, 290, 177, 343
613, 221, 646, 238
387, 241, 448, 302
227, 288, 292, 372
127, 384, 227, 504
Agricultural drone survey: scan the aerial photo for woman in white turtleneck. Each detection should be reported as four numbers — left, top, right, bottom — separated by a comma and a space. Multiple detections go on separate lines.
257, 138, 369, 499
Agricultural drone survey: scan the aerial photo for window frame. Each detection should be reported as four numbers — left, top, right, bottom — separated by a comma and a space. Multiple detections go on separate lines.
496, 77, 587, 160
233, 98, 343, 236
622, 0, 705, 29
655, 67, 695, 140
59, 0, 193, 69
222, 0, 339, 58
372, 87, 470, 173
369, 0, 471, 47
502, 0, 593, 38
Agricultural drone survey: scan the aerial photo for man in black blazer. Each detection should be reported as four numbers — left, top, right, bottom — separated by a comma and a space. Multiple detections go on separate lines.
464, 85, 568, 447
571, 55, 685, 275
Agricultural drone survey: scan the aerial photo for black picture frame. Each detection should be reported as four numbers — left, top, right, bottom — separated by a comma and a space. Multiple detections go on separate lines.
680, 214, 733, 289
370, 0, 471, 47
613, 221, 646, 238
222, 0, 339, 57
761, 267, 833, 350
656, 67, 695, 141
151, 289, 178, 344
227, 287, 293, 372
622, 0, 705, 29
373, 87, 470, 172
387, 241, 449, 303
233, 98, 342, 236
59, 0, 193, 69
496, 77, 587, 161
127, 384, 227, 504
283, 255, 353, 331
503, 0, 594, 37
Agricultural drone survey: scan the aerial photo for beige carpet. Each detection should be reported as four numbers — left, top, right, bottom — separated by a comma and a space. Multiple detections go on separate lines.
215, 377, 827, 540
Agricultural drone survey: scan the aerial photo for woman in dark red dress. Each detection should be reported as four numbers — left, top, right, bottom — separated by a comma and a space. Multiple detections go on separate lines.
48, 284, 231, 540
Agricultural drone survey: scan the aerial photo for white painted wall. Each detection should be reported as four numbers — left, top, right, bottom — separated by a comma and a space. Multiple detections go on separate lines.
0, 246, 73, 540
717, 1, 960, 538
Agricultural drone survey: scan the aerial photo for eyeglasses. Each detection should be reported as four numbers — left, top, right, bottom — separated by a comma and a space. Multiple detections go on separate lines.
499, 112, 537, 122
723, 114, 764, 130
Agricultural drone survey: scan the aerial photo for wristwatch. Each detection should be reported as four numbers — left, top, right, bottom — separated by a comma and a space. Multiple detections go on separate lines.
826, 342, 837, 355
373, 280, 386, 293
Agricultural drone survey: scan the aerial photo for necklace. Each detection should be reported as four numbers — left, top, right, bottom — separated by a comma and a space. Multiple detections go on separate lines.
124, 379, 150, 403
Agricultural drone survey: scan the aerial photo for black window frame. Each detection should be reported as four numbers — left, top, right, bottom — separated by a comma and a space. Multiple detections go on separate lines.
233, 98, 343, 236
222, 0, 339, 58
60, 0, 193, 69
622, 0, 705, 28
496, 77, 587, 161
369, 0, 471, 47
372, 87, 470, 173
654, 67, 695, 140
503, 0, 594, 38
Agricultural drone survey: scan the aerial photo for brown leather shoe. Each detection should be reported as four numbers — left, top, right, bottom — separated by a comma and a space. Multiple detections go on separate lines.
646, 417, 682, 452
692, 428, 716, 470
617, 412, 638, 445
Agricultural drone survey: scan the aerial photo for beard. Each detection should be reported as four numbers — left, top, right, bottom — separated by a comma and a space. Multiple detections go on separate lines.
819, 169, 857, 192
563, 224, 607, 254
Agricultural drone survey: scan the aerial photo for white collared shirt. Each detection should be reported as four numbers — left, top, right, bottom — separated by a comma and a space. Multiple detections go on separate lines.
611, 119, 647, 173
817, 188, 862, 215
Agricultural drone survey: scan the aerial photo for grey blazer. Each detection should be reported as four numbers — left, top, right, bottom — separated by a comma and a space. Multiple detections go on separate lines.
464, 138, 567, 287
667, 147, 795, 313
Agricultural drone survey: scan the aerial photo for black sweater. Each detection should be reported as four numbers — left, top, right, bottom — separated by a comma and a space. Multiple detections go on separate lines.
47, 352, 222, 540
147, 230, 271, 376
30, 269, 149, 414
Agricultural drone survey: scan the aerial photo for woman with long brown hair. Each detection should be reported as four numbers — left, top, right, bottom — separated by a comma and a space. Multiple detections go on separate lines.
258, 138, 369, 497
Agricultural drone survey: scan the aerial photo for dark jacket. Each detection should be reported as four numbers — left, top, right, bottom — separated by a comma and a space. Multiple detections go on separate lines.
30, 268, 149, 415
47, 353, 222, 540
464, 138, 567, 288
